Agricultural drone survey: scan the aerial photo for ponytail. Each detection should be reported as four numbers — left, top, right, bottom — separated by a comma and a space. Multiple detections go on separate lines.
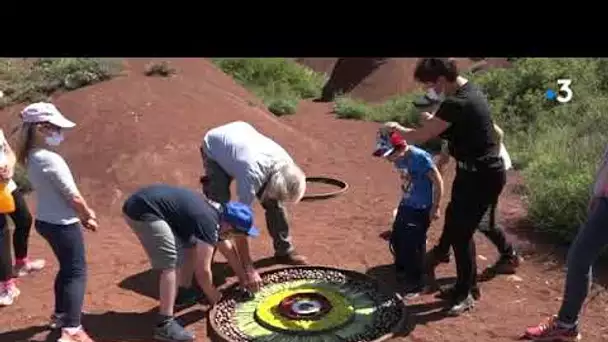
16, 123, 36, 165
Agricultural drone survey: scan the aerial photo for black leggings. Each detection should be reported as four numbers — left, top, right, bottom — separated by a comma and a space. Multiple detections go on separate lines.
0, 189, 34, 282
441, 168, 506, 299
437, 196, 514, 257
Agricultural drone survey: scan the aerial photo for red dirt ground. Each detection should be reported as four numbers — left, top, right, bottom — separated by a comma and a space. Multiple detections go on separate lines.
0, 58, 606, 342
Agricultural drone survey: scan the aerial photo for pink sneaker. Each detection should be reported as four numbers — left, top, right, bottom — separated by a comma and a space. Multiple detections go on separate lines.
0, 281, 21, 306
524, 315, 581, 341
14, 258, 46, 277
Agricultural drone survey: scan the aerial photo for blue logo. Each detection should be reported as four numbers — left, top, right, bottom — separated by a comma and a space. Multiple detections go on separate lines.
546, 89, 557, 100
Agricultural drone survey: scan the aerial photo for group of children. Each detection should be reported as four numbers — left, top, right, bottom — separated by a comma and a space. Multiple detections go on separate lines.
373, 92, 519, 298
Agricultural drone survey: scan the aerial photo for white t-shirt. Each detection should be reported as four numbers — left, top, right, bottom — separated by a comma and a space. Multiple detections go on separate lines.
499, 143, 512, 171
0, 130, 17, 193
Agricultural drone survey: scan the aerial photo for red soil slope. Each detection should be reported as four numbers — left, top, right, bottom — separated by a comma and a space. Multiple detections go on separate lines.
296, 58, 509, 103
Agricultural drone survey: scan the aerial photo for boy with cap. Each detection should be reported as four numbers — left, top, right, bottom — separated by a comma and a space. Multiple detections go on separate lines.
373, 132, 444, 295
122, 184, 259, 342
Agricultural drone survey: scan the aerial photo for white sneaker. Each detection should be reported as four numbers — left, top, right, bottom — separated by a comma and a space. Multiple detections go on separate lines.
14, 258, 46, 277
0, 283, 21, 306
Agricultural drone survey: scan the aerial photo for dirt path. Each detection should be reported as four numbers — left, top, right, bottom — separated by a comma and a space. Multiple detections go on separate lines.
0, 90, 607, 341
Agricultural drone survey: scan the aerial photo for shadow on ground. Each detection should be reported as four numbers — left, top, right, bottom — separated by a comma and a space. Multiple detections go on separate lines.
119, 256, 280, 301
366, 263, 460, 336
0, 308, 205, 342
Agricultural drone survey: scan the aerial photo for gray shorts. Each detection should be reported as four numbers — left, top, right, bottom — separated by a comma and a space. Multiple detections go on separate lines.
124, 216, 189, 270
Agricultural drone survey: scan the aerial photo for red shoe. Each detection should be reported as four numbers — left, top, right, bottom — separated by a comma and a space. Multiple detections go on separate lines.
524, 315, 581, 341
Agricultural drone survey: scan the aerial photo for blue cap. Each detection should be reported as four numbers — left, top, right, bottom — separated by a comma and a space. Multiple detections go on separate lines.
222, 202, 259, 237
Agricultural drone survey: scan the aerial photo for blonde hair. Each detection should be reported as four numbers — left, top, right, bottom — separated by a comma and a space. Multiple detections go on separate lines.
262, 162, 306, 203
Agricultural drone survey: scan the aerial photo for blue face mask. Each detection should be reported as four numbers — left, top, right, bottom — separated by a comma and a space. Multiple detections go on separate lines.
426, 88, 445, 102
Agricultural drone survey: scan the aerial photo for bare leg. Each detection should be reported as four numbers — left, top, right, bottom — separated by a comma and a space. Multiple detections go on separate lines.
177, 248, 196, 288
159, 268, 177, 317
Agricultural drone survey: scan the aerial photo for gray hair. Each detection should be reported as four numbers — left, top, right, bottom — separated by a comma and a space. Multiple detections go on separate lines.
261, 162, 306, 203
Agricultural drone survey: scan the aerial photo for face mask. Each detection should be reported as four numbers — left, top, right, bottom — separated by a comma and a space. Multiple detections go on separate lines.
45, 131, 64, 146
427, 87, 445, 102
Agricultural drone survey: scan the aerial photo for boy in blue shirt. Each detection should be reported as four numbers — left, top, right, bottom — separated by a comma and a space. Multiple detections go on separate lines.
373, 131, 444, 294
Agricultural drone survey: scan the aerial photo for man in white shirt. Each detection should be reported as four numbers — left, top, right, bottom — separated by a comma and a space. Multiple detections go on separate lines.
200, 121, 307, 291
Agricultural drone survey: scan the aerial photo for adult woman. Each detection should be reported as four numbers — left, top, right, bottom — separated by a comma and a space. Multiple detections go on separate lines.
380, 58, 506, 316
17, 102, 98, 342
523, 144, 608, 341
0, 128, 45, 306
200, 121, 307, 291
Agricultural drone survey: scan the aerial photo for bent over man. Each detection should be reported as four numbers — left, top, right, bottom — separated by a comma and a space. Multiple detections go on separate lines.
200, 121, 307, 290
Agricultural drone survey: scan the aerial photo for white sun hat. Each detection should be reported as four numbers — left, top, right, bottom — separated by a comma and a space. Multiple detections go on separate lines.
20, 102, 76, 128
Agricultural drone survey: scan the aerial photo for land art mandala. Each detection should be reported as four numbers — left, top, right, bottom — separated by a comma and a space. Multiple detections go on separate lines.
208, 266, 408, 342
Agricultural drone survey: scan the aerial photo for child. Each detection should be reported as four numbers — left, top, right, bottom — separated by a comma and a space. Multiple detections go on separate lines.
17, 102, 98, 342
373, 131, 444, 295
122, 184, 258, 342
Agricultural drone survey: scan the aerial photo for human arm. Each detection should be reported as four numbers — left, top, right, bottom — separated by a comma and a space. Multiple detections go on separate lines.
216, 238, 249, 288
39, 153, 97, 230
0, 131, 16, 181
381, 100, 459, 145
493, 123, 504, 145
427, 165, 444, 220
193, 240, 222, 305
233, 235, 262, 291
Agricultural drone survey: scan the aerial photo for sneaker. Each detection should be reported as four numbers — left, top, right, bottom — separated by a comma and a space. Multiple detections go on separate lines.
446, 294, 475, 316
524, 315, 581, 341
275, 252, 308, 265
14, 258, 46, 277
154, 318, 195, 342
485, 251, 521, 275
403, 282, 424, 300
58, 328, 94, 342
436, 285, 481, 301
175, 287, 204, 308
0, 282, 20, 306
49, 313, 67, 330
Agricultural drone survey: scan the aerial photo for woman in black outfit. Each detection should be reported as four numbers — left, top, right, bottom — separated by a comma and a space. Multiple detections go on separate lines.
381, 58, 506, 316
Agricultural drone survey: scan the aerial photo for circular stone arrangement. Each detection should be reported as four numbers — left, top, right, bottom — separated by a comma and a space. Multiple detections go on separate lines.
209, 266, 407, 342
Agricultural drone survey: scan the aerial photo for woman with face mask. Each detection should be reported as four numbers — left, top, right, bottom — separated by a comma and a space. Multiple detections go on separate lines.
380, 58, 506, 316
17, 102, 98, 342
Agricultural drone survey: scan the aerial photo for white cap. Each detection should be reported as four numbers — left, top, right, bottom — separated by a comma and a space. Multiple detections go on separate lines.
20, 102, 76, 128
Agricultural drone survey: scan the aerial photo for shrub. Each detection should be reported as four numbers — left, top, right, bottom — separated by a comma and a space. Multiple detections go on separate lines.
144, 61, 176, 77
268, 98, 298, 116
0, 58, 121, 109
212, 58, 326, 115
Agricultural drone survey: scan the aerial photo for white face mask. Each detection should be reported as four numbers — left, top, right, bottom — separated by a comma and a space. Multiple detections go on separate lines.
427, 88, 445, 102
45, 131, 64, 146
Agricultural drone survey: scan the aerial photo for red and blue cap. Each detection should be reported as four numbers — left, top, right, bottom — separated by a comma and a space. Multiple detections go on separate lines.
222, 202, 260, 237
372, 131, 407, 157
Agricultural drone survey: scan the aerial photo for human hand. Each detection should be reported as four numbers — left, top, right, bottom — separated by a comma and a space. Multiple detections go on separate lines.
419, 112, 433, 121
380, 121, 403, 135
208, 289, 222, 306
83, 218, 98, 232
246, 269, 262, 293
431, 207, 441, 220
0, 165, 12, 181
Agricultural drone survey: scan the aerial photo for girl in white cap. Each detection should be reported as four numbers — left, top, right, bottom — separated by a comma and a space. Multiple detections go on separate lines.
17, 102, 98, 342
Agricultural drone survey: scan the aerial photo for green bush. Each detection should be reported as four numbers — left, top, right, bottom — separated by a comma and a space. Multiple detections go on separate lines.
212, 58, 326, 115
267, 98, 298, 116
469, 58, 608, 242
0, 58, 122, 109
